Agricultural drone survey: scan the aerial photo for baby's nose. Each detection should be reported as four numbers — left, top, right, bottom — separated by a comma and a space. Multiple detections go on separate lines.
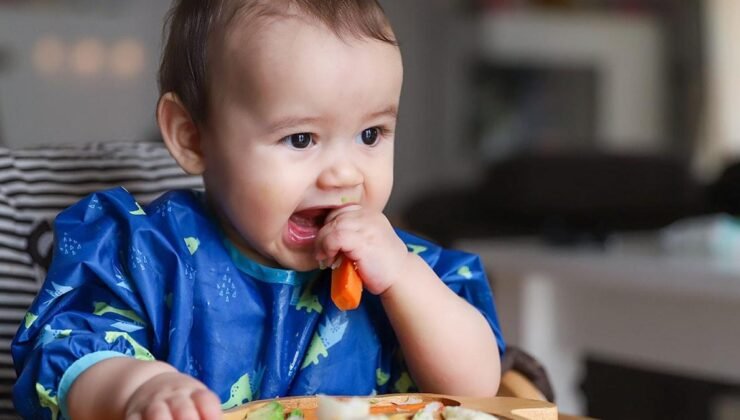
317, 159, 363, 190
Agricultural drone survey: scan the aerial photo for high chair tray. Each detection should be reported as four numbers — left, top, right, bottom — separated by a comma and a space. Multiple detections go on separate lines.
223, 393, 558, 420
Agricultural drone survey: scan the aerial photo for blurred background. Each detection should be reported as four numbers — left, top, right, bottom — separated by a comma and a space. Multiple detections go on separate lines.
2, 0, 740, 418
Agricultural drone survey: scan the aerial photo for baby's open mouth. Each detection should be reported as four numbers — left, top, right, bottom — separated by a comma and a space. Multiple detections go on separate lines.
285, 208, 331, 247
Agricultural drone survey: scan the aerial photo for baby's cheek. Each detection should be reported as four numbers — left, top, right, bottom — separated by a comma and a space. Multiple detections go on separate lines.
258, 185, 277, 202
366, 172, 393, 208
253, 187, 285, 219
225, 185, 280, 234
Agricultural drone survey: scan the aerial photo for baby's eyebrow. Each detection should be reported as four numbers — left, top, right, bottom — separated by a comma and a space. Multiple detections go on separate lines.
266, 105, 398, 133
267, 116, 324, 133
365, 105, 398, 121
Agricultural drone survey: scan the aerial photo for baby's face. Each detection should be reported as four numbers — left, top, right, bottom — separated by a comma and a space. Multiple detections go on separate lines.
200, 15, 403, 270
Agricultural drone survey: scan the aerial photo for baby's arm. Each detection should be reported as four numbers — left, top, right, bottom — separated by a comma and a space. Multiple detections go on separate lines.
380, 253, 501, 396
67, 357, 221, 420
316, 206, 501, 396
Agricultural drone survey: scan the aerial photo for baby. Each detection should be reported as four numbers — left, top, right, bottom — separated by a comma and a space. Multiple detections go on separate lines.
12, 1, 505, 419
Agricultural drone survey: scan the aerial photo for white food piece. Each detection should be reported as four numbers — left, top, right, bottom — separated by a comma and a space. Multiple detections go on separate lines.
317, 395, 371, 420
443, 406, 499, 420
412, 402, 443, 420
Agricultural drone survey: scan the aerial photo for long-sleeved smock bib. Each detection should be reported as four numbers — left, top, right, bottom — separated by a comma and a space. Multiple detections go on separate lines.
11, 188, 505, 419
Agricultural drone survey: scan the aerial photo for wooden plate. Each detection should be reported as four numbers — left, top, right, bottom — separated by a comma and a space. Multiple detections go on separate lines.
223, 393, 558, 420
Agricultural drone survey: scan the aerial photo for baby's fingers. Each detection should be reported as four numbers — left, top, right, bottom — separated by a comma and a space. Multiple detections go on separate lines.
167, 393, 200, 420
141, 400, 173, 420
323, 204, 362, 226
315, 211, 364, 263
192, 389, 223, 419
317, 227, 363, 266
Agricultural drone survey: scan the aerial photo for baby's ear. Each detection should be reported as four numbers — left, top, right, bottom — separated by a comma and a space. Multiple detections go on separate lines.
157, 92, 205, 175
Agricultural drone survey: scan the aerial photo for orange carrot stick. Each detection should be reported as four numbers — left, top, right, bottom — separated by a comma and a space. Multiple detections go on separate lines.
331, 258, 363, 311
369, 402, 430, 415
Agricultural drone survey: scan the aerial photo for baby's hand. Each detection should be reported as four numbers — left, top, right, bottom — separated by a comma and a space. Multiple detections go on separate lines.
125, 371, 222, 420
315, 205, 410, 295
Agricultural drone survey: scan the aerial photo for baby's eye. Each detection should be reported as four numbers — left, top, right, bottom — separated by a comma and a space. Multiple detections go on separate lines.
356, 127, 380, 146
282, 133, 314, 149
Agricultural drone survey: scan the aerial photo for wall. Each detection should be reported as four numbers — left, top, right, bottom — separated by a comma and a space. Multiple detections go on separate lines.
380, 0, 481, 215
0, 1, 170, 148
695, 0, 740, 179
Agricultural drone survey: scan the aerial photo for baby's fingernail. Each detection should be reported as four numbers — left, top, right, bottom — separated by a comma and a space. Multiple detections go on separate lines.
331, 256, 343, 270
318, 260, 327, 270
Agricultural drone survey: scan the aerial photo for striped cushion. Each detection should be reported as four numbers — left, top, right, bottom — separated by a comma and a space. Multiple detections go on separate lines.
0, 141, 202, 418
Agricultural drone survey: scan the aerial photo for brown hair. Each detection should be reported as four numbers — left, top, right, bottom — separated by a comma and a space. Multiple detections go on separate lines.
158, 0, 397, 126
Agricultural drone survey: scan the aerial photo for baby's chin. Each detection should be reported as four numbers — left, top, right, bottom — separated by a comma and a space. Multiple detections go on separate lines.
273, 249, 321, 272
289, 260, 321, 272
228, 238, 318, 271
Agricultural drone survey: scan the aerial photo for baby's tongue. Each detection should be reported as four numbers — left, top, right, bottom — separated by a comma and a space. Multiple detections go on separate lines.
287, 209, 326, 244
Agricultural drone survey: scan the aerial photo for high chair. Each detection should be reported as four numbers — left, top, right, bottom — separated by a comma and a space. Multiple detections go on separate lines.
497, 345, 555, 403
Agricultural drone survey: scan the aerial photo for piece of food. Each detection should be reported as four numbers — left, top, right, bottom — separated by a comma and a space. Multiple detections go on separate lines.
370, 402, 428, 415
287, 409, 304, 420
317, 395, 370, 420
411, 402, 443, 420
245, 401, 285, 420
442, 406, 499, 420
243, 397, 499, 420
331, 258, 363, 311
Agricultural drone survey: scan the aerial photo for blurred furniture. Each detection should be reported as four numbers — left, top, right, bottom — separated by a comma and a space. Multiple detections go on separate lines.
0, 141, 202, 418
499, 346, 554, 403
708, 160, 740, 215
583, 356, 740, 420
459, 236, 740, 415
403, 154, 709, 246
477, 9, 666, 153
0, 46, 10, 146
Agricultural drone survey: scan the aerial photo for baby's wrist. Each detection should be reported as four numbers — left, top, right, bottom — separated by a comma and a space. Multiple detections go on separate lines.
124, 370, 204, 417
67, 358, 178, 419
124, 360, 179, 388
378, 251, 422, 300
